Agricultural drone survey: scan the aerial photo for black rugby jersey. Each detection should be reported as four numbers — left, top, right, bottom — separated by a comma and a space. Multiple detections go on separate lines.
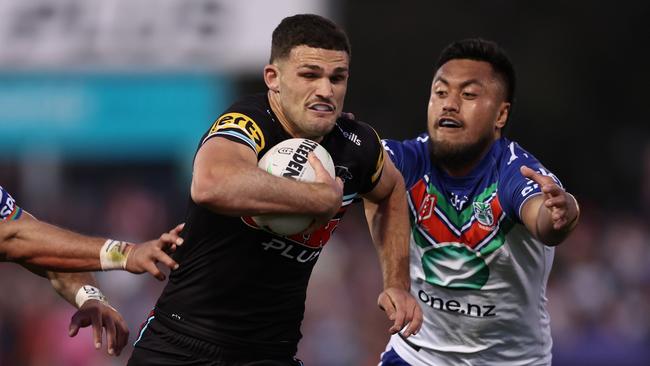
154, 93, 384, 357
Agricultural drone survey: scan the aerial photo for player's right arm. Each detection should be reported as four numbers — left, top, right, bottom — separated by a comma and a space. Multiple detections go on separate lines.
191, 136, 342, 224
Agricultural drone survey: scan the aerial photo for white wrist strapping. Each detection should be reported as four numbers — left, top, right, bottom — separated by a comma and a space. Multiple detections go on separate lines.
100, 239, 132, 270
75, 285, 107, 308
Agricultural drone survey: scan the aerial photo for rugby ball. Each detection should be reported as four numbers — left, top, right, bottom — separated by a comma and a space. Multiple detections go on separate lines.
252, 138, 335, 235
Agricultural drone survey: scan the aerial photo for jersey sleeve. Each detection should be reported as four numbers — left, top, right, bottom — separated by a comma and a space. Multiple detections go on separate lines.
382, 133, 430, 190
357, 124, 385, 194
200, 108, 268, 156
0, 186, 23, 221
497, 140, 563, 223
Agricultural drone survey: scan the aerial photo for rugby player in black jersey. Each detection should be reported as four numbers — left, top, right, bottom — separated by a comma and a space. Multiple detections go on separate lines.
0, 185, 184, 357
128, 13, 422, 366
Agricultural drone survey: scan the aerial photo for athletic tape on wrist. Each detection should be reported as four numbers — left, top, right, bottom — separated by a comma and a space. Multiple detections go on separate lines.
75, 285, 107, 308
100, 239, 132, 270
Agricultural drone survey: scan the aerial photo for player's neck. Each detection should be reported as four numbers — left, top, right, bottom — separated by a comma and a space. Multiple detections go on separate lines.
438, 136, 499, 177
267, 91, 293, 135
440, 159, 482, 177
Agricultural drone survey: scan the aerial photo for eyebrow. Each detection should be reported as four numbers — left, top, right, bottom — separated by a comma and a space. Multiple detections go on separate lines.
298, 64, 349, 73
435, 76, 484, 88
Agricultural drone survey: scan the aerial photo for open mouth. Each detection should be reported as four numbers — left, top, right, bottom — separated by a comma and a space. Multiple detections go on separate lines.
308, 103, 335, 113
438, 118, 462, 128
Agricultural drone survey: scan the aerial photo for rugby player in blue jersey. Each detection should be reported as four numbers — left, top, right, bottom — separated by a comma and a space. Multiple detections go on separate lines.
379, 38, 580, 365
0, 185, 183, 356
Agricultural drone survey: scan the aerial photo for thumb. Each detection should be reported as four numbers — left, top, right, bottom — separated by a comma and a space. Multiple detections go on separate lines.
378, 292, 397, 319
69, 321, 80, 337
335, 177, 344, 191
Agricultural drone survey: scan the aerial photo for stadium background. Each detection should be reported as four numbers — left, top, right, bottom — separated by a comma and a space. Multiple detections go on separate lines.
0, 0, 648, 365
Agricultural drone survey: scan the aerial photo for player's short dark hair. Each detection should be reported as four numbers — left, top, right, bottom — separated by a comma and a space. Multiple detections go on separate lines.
435, 38, 516, 105
270, 14, 351, 63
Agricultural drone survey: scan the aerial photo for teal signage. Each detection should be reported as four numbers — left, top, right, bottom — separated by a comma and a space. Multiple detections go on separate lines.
0, 74, 233, 161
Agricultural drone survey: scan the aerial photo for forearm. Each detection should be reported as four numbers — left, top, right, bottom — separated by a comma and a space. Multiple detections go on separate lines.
192, 159, 337, 217
1, 219, 119, 271
48, 271, 98, 308
364, 181, 411, 290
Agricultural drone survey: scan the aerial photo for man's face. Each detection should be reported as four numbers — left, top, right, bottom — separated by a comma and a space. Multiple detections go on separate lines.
268, 45, 350, 139
427, 59, 510, 165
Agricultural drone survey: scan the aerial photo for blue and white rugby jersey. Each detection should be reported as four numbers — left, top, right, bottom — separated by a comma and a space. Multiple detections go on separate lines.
383, 135, 562, 366
1, 186, 22, 221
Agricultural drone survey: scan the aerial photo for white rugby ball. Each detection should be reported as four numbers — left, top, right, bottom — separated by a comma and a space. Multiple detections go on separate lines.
252, 138, 335, 235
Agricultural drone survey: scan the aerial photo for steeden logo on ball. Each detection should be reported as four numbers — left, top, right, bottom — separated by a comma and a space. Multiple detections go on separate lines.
252, 138, 335, 235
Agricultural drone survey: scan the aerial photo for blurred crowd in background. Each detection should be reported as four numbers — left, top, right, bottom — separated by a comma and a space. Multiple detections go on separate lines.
1, 0, 649, 365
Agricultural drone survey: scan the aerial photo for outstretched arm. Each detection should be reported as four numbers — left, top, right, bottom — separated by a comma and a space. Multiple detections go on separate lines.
363, 153, 423, 338
10, 215, 131, 356
0, 213, 183, 279
519, 166, 580, 246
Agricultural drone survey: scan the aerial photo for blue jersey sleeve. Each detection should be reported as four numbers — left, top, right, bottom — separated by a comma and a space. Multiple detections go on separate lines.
382, 133, 431, 190
497, 140, 563, 223
0, 186, 23, 221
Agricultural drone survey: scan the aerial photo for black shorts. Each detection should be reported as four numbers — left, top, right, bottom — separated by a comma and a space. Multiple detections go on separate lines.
127, 317, 304, 366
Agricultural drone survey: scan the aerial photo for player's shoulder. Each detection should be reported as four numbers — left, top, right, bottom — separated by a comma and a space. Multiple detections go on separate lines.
493, 137, 542, 169
327, 117, 385, 159
216, 93, 274, 129
334, 116, 380, 144
203, 93, 272, 153
382, 133, 430, 158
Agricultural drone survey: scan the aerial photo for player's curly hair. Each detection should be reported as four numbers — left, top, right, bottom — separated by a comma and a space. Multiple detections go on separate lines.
270, 14, 351, 63
435, 38, 516, 106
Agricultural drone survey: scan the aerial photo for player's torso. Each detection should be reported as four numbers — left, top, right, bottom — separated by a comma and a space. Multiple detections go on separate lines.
394, 139, 554, 365
155, 94, 382, 350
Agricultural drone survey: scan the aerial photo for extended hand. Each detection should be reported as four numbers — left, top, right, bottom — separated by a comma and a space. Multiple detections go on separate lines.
125, 223, 185, 280
520, 166, 579, 231
68, 299, 129, 356
378, 287, 423, 338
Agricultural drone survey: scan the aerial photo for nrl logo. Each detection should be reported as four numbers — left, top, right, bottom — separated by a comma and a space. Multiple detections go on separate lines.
472, 201, 494, 229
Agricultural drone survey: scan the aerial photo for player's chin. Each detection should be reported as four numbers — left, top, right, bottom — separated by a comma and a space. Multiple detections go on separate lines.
306, 117, 337, 136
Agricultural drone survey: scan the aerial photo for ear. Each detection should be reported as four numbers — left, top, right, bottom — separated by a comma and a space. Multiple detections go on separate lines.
264, 64, 280, 93
495, 102, 510, 129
